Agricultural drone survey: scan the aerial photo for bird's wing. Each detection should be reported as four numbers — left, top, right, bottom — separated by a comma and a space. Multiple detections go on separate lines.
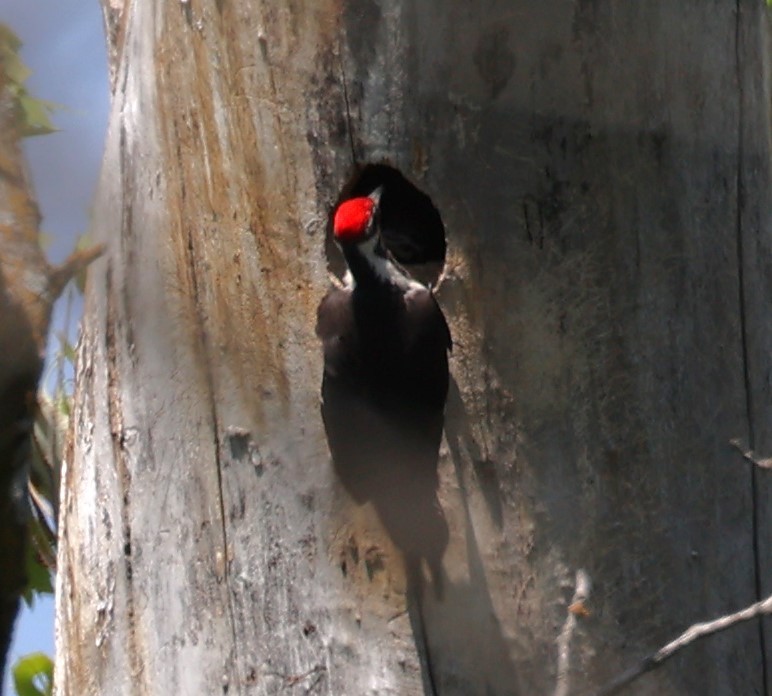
404, 287, 452, 353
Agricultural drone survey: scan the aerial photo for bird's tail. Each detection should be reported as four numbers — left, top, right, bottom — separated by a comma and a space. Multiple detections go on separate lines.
405, 554, 439, 696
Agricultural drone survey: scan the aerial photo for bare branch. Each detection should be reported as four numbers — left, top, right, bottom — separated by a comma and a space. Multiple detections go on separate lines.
554, 569, 591, 696
730, 438, 772, 470
596, 593, 772, 695
48, 244, 105, 299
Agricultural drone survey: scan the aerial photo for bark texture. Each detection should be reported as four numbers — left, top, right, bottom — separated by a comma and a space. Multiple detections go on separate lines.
58, 2, 772, 695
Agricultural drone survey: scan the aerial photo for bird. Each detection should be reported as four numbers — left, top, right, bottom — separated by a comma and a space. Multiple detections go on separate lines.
316, 186, 451, 594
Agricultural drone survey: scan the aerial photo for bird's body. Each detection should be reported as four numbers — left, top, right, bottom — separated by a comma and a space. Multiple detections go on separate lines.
318, 239, 450, 421
316, 191, 451, 579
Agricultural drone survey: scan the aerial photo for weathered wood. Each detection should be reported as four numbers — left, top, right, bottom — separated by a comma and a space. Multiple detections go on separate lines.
737, 1, 772, 686
57, 2, 772, 695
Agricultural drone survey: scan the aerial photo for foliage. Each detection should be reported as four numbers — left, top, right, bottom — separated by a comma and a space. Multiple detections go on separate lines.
23, 391, 66, 607
0, 21, 82, 696
73, 234, 97, 294
0, 23, 58, 136
15, 288, 79, 694
12, 653, 53, 696
23, 295, 77, 609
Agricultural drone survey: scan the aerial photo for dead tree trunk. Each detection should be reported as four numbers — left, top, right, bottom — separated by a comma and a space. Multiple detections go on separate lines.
56, 2, 772, 694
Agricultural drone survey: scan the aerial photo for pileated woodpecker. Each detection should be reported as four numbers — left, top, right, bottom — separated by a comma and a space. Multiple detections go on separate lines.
316, 187, 451, 591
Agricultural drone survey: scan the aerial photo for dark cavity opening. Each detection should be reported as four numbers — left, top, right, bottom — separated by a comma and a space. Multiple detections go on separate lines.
327, 164, 447, 287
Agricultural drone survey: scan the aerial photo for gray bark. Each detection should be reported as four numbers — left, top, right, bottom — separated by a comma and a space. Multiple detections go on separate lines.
56, 2, 772, 695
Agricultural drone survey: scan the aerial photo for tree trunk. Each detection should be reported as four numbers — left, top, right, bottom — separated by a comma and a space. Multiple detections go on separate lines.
56, 2, 772, 694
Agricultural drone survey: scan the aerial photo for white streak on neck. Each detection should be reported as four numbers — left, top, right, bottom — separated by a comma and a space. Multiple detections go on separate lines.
349, 236, 424, 291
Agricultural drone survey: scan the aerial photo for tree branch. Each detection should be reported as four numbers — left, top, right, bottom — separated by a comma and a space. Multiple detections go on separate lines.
47, 244, 104, 299
554, 569, 591, 696
730, 438, 772, 470
596, 592, 772, 695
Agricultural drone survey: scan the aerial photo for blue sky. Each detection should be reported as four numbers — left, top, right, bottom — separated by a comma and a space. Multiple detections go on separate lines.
3, 0, 109, 691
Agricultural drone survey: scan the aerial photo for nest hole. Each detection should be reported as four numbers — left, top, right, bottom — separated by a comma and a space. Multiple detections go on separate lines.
326, 164, 447, 288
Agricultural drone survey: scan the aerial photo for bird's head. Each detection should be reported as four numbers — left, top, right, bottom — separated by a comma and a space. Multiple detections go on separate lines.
332, 188, 382, 245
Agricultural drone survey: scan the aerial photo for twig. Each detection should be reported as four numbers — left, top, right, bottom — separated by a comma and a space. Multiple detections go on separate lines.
554, 569, 592, 696
596, 592, 772, 695
730, 438, 772, 470
264, 664, 326, 690
48, 244, 104, 299
285, 664, 326, 688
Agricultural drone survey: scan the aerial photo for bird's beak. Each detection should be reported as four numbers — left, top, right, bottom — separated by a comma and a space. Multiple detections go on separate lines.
368, 186, 384, 209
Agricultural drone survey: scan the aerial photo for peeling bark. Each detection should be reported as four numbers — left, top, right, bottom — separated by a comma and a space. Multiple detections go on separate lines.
58, 2, 772, 695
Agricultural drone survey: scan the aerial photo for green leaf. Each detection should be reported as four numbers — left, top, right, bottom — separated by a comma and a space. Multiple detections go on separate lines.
0, 23, 60, 138
21, 532, 54, 607
0, 23, 23, 53
38, 232, 53, 251
56, 332, 77, 364
57, 394, 72, 418
12, 652, 53, 696
18, 94, 58, 137
4, 50, 31, 86
74, 234, 94, 293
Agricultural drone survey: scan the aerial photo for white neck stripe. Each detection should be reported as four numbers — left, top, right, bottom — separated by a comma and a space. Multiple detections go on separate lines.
345, 236, 424, 291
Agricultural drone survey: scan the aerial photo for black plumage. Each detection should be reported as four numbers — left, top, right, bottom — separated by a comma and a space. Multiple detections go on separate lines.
316, 195, 451, 590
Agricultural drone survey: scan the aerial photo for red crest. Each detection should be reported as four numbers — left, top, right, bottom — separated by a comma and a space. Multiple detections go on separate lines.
333, 197, 375, 242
